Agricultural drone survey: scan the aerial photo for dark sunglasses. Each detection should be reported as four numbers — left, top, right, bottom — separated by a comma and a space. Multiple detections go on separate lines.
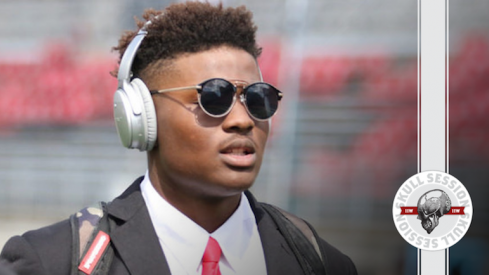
150, 78, 283, 121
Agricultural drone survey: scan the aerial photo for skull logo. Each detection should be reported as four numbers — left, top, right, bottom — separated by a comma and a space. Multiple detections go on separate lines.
417, 189, 451, 234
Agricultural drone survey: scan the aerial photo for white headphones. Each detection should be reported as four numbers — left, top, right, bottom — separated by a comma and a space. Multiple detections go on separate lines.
113, 21, 158, 151
113, 17, 268, 152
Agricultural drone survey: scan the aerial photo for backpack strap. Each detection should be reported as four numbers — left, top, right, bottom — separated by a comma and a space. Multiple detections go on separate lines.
261, 203, 327, 275
70, 202, 114, 275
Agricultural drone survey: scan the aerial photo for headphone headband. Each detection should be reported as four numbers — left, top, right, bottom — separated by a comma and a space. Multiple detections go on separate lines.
117, 30, 148, 86
118, 14, 162, 84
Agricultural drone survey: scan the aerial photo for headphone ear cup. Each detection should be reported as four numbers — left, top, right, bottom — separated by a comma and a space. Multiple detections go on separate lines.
131, 78, 157, 151
113, 78, 157, 151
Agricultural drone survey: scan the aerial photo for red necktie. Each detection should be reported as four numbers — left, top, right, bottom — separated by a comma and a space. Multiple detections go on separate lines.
202, 237, 222, 275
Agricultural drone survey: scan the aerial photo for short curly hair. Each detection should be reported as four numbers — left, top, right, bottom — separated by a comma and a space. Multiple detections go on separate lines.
112, 1, 262, 78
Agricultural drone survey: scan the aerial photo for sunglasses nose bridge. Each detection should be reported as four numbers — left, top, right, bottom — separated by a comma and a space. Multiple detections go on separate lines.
229, 81, 247, 106
229, 93, 248, 115
238, 93, 246, 104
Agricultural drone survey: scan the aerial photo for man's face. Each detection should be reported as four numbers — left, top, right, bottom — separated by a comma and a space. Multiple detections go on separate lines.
145, 46, 269, 200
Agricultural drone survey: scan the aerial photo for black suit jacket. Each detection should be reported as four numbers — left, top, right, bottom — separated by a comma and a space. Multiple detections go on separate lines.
1, 178, 357, 275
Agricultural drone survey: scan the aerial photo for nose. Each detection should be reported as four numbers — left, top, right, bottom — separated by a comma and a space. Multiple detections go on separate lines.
222, 97, 255, 134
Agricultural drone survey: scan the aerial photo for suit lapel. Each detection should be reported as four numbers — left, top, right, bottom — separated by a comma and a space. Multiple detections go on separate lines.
246, 191, 304, 275
107, 178, 171, 275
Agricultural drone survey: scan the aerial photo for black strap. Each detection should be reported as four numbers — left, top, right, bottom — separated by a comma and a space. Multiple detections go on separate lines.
70, 202, 114, 275
70, 213, 80, 275
261, 203, 327, 275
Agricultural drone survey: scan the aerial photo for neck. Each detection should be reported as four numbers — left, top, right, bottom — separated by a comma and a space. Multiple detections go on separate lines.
147, 167, 241, 233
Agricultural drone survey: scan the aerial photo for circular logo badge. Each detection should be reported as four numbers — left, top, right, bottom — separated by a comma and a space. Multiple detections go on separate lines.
392, 171, 473, 251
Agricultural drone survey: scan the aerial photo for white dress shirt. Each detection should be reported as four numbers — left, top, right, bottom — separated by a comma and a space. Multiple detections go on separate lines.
141, 172, 267, 275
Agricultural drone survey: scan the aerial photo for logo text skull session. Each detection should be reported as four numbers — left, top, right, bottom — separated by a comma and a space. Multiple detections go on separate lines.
392, 171, 472, 251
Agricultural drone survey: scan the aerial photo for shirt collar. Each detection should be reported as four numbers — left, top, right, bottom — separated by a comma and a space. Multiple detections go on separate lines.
140, 171, 257, 274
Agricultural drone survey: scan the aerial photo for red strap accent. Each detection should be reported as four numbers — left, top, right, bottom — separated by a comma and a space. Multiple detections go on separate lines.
78, 231, 110, 274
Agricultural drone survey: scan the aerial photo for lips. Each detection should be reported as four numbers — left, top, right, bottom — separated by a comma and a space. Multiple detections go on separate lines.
219, 139, 257, 168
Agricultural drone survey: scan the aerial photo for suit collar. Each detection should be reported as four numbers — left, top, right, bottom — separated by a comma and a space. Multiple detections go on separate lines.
106, 177, 145, 221
107, 177, 171, 275
245, 191, 303, 274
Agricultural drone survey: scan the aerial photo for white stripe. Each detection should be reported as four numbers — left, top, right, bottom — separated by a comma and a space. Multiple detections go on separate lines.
418, 0, 449, 274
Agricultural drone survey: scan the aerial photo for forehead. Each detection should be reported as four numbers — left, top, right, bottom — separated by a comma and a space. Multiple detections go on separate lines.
145, 46, 261, 89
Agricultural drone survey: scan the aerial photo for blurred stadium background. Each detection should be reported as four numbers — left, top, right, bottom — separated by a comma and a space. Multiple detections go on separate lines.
1, 0, 488, 274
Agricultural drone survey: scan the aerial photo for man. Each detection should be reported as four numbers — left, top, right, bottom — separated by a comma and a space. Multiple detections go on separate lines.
0, 2, 357, 274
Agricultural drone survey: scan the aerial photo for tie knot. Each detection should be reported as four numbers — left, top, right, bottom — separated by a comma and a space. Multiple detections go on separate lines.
202, 237, 221, 263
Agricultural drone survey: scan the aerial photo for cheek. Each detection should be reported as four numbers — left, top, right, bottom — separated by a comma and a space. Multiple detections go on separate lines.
156, 107, 215, 161
158, 116, 200, 152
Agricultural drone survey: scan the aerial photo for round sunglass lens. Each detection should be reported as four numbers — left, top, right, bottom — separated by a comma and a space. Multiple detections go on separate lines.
200, 79, 235, 116
245, 84, 279, 120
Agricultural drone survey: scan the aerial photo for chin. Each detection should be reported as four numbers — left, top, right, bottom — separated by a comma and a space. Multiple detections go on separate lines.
208, 178, 255, 198
225, 171, 257, 187
221, 181, 254, 195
